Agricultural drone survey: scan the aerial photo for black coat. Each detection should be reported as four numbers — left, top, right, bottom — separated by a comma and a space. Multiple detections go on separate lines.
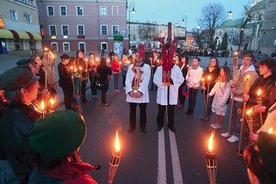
0, 102, 41, 180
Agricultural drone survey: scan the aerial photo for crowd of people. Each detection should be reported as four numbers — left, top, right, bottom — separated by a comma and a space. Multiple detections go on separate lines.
0, 44, 276, 183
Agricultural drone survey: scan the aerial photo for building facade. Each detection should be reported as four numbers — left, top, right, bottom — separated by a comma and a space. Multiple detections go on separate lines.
128, 21, 186, 50
37, 0, 128, 54
0, 0, 42, 55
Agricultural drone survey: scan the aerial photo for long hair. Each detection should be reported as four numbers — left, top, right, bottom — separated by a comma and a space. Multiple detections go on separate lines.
244, 143, 276, 183
209, 57, 220, 70
99, 57, 107, 68
216, 66, 232, 83
75, 50, 84, 64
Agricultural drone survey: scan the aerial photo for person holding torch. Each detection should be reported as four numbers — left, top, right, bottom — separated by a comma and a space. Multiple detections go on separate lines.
238, 57, 276, 156
221, 53, 258, 143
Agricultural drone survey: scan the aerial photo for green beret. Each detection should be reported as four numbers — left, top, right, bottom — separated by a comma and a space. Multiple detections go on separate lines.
16, 58, 32, 66
257, 132, 276, 179
0, 66, 39, 91
29, 110, 87, 158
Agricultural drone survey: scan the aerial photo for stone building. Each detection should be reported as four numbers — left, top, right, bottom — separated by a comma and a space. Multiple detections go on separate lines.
214, 0, 276, 55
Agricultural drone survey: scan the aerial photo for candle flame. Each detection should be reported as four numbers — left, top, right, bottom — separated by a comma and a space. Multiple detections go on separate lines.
246, 107, 253, 115
50, 98, 55, 105
208, 131, 215, 151
79, 66, 82, 70
41, 100, 45, 110
201, 78, 205, 81
257, 89, 261, 96
70, 66, 73, 70
268, 127, 273, 134
234, 51, 238, 56
207, 76, 211, 80
115, 132, 120, 152
246, 74, 250, 80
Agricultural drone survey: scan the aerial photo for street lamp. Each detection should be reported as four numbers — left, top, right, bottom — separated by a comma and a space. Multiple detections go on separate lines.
197, 25, 200, 48
181, 15, 187, 29
128, 1, 136, 49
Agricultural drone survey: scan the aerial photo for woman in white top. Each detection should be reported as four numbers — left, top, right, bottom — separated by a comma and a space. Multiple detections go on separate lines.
208, 66, 232, 129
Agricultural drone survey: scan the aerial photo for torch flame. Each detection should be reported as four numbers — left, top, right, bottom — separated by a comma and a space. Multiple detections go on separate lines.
50, 98, 55, 105
41, 100, 45, 111
257, 89, 261, 96
208, 131, 215, 151
246, 107, 253, 115
115, 132, 120, 152
268, 127, 273, 134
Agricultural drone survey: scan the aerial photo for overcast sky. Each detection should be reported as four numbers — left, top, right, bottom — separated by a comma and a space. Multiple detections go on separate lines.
128, 0, 253, 31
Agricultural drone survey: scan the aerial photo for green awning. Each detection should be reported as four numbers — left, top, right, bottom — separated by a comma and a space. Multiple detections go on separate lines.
0, 29, 13, 39
16, 30, 30, 40
114, 34, 124, 42
31, 32, 42, 40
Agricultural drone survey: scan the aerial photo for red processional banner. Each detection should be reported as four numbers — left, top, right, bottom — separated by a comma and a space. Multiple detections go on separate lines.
162, 38, 176, 86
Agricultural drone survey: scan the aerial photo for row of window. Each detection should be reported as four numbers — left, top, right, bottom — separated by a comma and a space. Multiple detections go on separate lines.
50, 42, 108, 53
10, 9, 32, 23
48, 24, 119, 36
47, 5, 118, 16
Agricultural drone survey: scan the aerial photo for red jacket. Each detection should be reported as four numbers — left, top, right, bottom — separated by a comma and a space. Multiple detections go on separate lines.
111, 60, 122, 73
29, 162, 98, 184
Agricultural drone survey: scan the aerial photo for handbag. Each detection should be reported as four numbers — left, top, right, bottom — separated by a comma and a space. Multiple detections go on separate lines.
182, 83, 188, 96
95, 80, 105, 90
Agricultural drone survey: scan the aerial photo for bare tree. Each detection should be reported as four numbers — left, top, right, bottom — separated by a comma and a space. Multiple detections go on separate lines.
137, 22, 156, 47
238, 2, 255, 51
200, 2, 226, 49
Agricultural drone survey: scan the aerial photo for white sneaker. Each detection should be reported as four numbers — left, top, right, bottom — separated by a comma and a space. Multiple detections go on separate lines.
227, 135, 239, 143
221, 132, 230, 138
210, 124, 221, 129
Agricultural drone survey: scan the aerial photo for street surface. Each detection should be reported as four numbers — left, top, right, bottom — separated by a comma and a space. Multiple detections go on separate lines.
0, 55, 249, 184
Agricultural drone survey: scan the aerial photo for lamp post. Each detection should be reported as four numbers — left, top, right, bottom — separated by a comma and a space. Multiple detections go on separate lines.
128, 1, 136, 49
181, 15, 187, 29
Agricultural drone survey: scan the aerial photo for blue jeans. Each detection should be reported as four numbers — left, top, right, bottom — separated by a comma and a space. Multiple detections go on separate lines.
230, 100, 242, 137
188, 88, 199, 111
0, 160, 19, 184
113, 73, 119, 89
